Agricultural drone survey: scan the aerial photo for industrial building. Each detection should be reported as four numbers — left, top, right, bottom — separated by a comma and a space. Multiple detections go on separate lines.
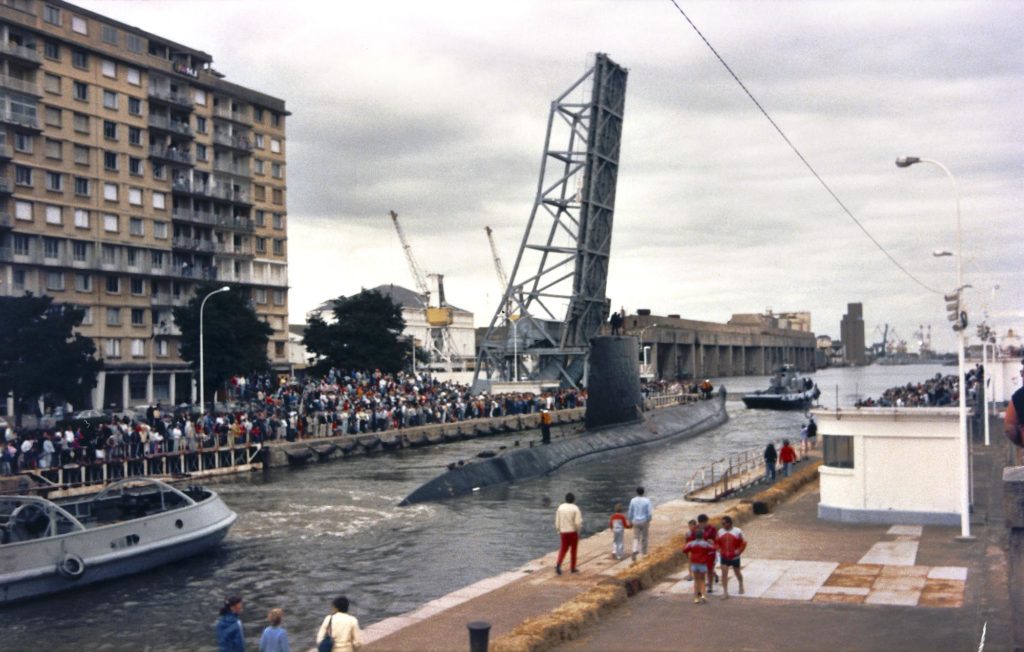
0, 0, 289, 411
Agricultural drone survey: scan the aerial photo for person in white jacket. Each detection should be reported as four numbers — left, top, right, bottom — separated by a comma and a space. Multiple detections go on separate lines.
554, 492, 583, 575
316, 596, 362, 652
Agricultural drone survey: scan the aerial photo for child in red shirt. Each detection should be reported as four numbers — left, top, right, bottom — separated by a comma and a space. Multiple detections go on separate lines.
608, 503, 631, 560
779, 439, 798, 477
683, 530, 718, 604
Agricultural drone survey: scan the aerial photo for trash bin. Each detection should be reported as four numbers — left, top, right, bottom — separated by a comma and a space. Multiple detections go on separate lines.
467, 620, 491, 652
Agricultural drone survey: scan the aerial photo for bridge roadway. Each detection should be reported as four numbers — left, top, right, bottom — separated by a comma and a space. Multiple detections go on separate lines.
619, 311, 817, 379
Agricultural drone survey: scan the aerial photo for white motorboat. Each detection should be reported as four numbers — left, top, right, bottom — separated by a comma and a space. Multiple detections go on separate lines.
0, 478, 237, 604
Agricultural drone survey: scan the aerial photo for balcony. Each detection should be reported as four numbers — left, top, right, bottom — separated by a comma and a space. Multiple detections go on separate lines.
0, 42, 41, 65
209, 184, 251, 205
148, 86, 193, 110
0, 109, 41, 131
171, 178, 192, 194
0, 142, 11, 159
0, 212, 12, 229
148, 115, 194, 139
213, 105, 249, 124
212, 131, 252, 152
151, 293, 191, 308
0, 177, 12, 194
150, 146, 194, 166
172, 237, 219, 254
213, 160, 250, 177
0, 73, 39, 96
171, 208, 255, 233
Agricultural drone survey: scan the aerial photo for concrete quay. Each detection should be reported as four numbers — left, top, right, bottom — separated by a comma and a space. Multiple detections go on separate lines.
360, 444, 1013, 652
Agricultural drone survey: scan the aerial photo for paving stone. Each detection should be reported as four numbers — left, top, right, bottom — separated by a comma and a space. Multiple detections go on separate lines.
761, 560, 836, 601
887, 525, 923, 537
864, 589, 921, 607
926, 566, 968, 581
816, 585, 871, 596
859, 540, 919, 566
813, 591, 867, 604
879, 564, 929, 578
873, 575, 927, 592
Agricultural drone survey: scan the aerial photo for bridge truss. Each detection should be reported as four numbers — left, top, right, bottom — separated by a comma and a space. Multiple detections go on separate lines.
473, 53, 627, 389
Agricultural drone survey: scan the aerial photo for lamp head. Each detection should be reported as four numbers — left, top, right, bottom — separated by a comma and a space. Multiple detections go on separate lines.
895, 156, 921, 168
219, 286, 230, 292
932, 249, 954, 258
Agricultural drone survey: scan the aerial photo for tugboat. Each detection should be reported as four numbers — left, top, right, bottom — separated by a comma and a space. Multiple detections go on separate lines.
741, 365, 820, 410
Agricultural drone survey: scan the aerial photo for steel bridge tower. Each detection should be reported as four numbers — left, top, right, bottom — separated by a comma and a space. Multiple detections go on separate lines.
473, 53, 627, 389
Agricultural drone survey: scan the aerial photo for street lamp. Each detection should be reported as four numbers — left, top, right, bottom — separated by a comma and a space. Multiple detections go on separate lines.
199, 286, 230, 414
896, 155, 971, 539
509, 315, 520, 382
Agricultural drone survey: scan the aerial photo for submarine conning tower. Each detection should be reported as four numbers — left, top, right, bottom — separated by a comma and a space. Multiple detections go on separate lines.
585, 336, 643, 430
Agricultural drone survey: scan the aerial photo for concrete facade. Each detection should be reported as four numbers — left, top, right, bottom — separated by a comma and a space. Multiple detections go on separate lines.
620, 312, 817, 380
841, 302, 867, 365
814, 407, 963, 525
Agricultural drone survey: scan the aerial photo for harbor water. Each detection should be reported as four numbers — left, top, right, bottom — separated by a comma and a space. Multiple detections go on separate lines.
1, 364, 952, 651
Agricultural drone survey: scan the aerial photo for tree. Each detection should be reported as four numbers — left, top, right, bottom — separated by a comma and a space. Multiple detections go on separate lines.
0, 294, 103, 427
172, 283, 272, 403
303, 289, 407, 374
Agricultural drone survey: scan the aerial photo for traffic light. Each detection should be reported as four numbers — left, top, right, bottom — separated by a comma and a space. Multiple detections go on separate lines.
945, 291, 967, 332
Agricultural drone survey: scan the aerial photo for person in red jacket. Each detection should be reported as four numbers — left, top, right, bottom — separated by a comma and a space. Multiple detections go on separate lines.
779, 439, 798, 477
716, 515, 746, 598
683, 530, 718, 604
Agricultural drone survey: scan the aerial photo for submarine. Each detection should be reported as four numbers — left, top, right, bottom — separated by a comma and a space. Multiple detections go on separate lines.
399, 337, 729, 506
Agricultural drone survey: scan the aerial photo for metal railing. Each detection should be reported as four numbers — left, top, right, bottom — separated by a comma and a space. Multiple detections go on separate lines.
212, 131, 252, 151
150, 146, 194, 165
148, 86, 193, 108
213, 105, 249, 122
0, 109, 40, 129
171, 209, 255, 233
684, 442, 782, 502
0, 73, 39, 95
0, 42, 42, 64
149, 115, 194, 137
213, 160, 250, 177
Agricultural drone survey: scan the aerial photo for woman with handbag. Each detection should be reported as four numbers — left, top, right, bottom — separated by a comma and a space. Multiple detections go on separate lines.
316, 596, 362, 652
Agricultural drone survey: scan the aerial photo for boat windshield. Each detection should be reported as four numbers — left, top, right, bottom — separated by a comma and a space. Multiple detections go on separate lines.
91, 478, 195, 512
0, 496, 86, 544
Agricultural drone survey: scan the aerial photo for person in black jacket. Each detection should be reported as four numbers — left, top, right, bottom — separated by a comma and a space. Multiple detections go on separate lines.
763, 442, 778, 483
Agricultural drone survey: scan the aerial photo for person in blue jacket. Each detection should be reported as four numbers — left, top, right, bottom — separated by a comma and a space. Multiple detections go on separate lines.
216, 596, 246, 652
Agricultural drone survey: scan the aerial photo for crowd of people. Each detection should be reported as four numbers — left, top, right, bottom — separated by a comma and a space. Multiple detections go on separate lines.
1, 368, 589, 478
215, 594, 362, 652
854, 368, 982, 408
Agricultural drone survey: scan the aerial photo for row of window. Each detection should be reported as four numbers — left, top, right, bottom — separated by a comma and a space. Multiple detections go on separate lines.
44, 74, 144, 113
12, 172, 167, 206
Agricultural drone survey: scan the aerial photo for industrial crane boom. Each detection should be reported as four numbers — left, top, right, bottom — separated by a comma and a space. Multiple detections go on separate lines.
484, 226, 509, 290
389, 210, 430, 297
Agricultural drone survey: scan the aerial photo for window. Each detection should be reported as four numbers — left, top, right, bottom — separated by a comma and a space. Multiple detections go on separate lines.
131, 308, 145, 326
272, 188, 283, 205
101, 244, 116, 265
44, 4, 62, 25
823, 435, 854, 469
152, 192, 166, 210
254, 134, 265, 149
131, 278, 144, 295
74, 273, 91, 292
72, 241, 88, 262
255, 237, 265, 253
12, 269, 25, 291
254, 185, 266, 201
103, 90, 118, 110
129, 157, 143, 176
46, 171, 62, 191
255, 210, 265, 227
155, 339, 168, 357
44, 106, 61, 127
126, 67, 141, 86
101, 59, 116, 78
106, 307, 121, 326
14, 133, 32, 153
126, 34, 142, 54
74, 144, 89, 164
43, 237, 59, 257
45, 205, 61, 224
128, 126, 142, 146
44, 73, 61, 94
153, 221, 168, 239
273, 239, 284, 256
270, 138, 281, 154
104, 183, 118, 201
151, 250, 164, 268
79, 306, 92, 325
253, 107, 264, 122
272, 289, 285, 306
196, 143, 207, 161
195, 116, 207, 133
152, 163, 165, 180
273, 213, 284, 229
74, 209, 89, 229
254, 287, 267, 304
105, 339, 121, 358
44, 40, 60, 60
126, 248, 138, 267
72, 81, 87, 101
129, 217, 143, 235
271, 112, 281, 128
106, 275, 120, 293
74, 177, 89, 196
274, 341, 285, 357
253, 159, 265, 175
73, 113, 89, 134
72, 49, 88, 70
130, 339, 145, 357
15, 165, 32, 187
128, 97, 141, 115
194, 89, 206, 106
128, 187, 142, 206
71, 15, 88, 35
13, 234, 29, 254
104, 151, 118, 170
45, 139, 61, 159
103, 120, 117, 140
271, 162, 282, 178
103, 213, 118, 232
46, 271, 65, 291
102, 25, 118, 45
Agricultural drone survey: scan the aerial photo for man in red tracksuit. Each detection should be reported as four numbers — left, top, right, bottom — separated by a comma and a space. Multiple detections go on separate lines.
779, 439, 798, 477
716, 515, 747, 598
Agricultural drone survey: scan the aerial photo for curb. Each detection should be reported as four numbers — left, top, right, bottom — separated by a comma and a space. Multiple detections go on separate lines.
490, 461, 823, 652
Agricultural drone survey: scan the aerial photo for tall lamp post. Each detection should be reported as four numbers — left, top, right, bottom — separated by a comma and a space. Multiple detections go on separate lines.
510, 315, 520, 382
896, 156, 972, 539
199, 286, 230, 414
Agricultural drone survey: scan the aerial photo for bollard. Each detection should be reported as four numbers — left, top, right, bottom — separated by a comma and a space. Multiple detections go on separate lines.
467, 620, 491, 652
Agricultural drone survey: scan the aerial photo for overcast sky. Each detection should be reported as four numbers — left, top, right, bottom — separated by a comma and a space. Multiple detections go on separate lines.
79, 0, 1022, 353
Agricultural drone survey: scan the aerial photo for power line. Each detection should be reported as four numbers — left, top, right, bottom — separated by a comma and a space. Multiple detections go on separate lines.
667, 0, 941, 295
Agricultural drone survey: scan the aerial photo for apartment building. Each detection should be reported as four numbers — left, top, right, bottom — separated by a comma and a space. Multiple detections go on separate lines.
0, 0, 289, 411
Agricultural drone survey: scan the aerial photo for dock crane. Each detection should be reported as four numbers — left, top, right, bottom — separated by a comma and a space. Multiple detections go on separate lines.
389, 210, 458, 371
484, 226, 513, 319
